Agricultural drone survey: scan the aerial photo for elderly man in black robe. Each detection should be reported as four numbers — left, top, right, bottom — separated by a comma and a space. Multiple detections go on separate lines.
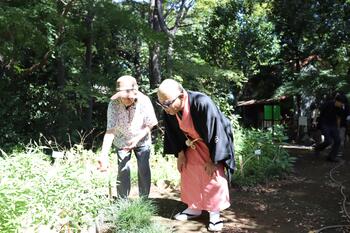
157, 79, 235, 232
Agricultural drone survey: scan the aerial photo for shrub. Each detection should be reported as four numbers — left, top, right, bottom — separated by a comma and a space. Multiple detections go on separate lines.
233, 125, 295, 186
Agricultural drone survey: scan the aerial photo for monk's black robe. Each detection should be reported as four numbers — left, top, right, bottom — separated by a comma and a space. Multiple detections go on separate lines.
163, 91, 235, 174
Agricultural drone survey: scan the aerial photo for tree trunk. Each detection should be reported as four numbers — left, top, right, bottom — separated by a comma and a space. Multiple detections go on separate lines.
166, 36, 174, 79
149, 44, 161, 90
55, 56, 68, 140
84, 9, 94, 131
148, 0, 162, 90
56, 56, 66, 89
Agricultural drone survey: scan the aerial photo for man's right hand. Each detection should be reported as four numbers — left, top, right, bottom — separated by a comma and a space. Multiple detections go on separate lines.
177, 151, 187, 173
97, 156, 109, 172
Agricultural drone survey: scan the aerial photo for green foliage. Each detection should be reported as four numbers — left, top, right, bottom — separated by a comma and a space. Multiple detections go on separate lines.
0, 0, 156, 149
200, 1, 281, 76
269, 0, 350, 96
130, 138, 180, 188
0, 144, 111, 232
0, 144, 165, 233
191, 0, 350, 100
233, 125, 295, 186
1, 0, 350, 167
174, 57, 246, 88
113, 198, 167, 233
275, 65, 350, 98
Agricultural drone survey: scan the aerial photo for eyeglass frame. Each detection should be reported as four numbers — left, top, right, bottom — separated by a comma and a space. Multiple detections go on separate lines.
156, 94, 181, 109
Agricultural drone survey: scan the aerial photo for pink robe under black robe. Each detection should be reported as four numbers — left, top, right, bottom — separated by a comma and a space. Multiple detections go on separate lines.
174, 91, 230, 211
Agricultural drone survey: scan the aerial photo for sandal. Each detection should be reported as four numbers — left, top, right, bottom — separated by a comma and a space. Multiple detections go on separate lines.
208, 220, 223, 232
174, 211, 201, 221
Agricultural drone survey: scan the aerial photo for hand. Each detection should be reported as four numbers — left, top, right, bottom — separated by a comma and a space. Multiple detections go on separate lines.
97, 156, 109, 172
204, 161, 217, 177
123, 137, 139, 151
123, 127, 150, 151
177, 152, 187, 173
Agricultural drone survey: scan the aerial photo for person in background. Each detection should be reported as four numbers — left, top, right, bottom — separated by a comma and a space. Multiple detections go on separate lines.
310, 102, 322, 144
313, 93, 347, 162
157, 79, 235, 232
337, 92, 349, 157
98, 75, 158, 198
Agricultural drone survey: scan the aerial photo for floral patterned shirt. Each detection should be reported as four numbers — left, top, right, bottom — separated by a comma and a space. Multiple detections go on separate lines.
106, 91, 158, 148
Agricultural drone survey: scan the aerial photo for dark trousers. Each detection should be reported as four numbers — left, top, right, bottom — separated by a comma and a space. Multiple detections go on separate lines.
116, 145, 151, 198
314, 126, 340, 160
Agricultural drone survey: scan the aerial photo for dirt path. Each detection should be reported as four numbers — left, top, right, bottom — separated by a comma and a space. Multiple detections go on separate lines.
148, 145, 350, 233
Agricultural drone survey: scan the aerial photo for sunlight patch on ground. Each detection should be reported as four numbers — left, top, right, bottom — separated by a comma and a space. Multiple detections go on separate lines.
222, 211, 260, 230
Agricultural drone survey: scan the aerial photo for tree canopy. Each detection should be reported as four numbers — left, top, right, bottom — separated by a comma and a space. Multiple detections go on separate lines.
0, 0, 349, 149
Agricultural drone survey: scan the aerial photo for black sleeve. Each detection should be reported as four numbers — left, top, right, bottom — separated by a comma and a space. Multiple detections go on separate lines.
163, 112, 187, 157
191, 93, 235, 167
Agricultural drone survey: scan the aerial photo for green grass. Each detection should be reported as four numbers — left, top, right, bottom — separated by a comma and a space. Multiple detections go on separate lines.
114, 198, 156, 232
0, 144, 169, 233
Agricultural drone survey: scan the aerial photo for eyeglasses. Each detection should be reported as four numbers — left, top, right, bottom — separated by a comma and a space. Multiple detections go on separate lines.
117, 88, 136, 93
156, 95, 180, 109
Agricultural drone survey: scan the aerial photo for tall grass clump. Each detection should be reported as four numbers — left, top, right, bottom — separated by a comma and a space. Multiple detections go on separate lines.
98, 197, 169, 233
112, 198, 167, 233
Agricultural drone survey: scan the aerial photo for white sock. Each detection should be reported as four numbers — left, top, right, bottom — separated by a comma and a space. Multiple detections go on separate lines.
209, 211, 220, 223
183, 208, 201, 215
